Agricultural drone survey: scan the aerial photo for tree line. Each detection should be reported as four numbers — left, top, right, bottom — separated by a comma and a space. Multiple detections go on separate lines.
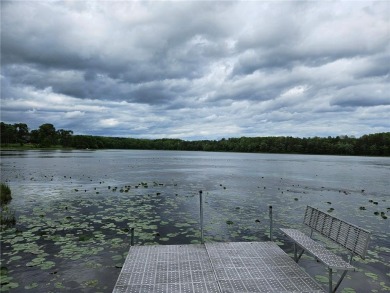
1, 122, 389, 156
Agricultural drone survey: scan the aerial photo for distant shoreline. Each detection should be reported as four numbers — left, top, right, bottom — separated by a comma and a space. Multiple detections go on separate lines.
1, 143, 389, 157
2, 122, 389, 156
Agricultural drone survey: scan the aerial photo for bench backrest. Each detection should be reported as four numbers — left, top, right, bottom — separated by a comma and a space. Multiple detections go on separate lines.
303, 206, 371, 259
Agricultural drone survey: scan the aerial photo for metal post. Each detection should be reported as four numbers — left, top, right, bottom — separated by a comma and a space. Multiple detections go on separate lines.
199, 190, 204, 244
269, 205, 273, 241
130, 227, 135, 246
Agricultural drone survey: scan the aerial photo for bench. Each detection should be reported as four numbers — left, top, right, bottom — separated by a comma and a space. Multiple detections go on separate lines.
280, 205, 371, 293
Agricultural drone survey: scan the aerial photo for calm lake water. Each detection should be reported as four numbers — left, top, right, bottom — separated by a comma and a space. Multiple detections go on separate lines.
0, 150, 389, 292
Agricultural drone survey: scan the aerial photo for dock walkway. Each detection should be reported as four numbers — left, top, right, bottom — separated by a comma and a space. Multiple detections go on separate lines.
113, 241, 324, 293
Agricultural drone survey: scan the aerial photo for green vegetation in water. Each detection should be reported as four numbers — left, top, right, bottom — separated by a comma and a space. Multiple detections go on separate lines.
372, 211, 388, 219
0, 205, 16, 230
0, 266, 19, 291
0, 183, 16, 230
365, 272, 379, 281
83, 279, 98, 288
0, 175, 388, 292
0, 183, 12, 205
24, 282, 38, 290
315, 275, 329, 283
54, 282, 65, 289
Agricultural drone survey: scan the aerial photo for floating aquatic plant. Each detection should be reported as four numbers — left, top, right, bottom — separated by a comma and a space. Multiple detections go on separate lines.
1, 158, 389, 293
24, 282, 38, 290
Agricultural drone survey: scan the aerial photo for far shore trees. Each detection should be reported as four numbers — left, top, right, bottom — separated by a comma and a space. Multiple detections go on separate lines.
0, 122, 389, 156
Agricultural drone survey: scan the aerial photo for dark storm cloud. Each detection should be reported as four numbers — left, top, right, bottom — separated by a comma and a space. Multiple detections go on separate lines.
1, 1, 389, 139
330, 84, 390, 107
352, 54, 390, 79
1, 1, 232, 83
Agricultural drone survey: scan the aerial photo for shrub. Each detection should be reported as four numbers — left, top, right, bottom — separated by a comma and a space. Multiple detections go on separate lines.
0, 183, 12, 205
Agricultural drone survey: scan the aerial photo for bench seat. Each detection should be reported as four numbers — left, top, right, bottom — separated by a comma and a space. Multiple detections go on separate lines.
281, 228, 355, 271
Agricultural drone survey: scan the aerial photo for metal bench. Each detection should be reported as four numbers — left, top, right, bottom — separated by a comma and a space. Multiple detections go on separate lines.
280, 205, 371, 293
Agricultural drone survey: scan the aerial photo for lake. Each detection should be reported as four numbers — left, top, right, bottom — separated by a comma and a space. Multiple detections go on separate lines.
0, 150, 389, 292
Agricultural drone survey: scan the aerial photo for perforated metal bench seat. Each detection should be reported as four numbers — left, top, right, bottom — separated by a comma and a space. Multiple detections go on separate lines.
280, 228, 355, 271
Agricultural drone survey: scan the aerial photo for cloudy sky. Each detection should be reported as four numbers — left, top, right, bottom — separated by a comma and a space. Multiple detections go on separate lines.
1, 1, 389, 140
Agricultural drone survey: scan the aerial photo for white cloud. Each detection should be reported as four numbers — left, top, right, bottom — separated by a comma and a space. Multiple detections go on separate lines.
99, 118, 120, 128
63, 111, 85, 119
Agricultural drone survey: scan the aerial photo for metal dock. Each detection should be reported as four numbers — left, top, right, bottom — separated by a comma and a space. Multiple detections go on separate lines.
113, 241, 325, 293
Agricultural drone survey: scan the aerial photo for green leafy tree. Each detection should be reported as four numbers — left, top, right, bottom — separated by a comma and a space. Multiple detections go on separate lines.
0, 122, 16, 144
57, 129, 73, 147
29, 130, 40, 145
38, 123, 57, 147
14, 123, 29, 145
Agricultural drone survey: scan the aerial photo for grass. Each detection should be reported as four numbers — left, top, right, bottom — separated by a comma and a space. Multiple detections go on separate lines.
0, 183, 15, 230
0, 205, 16, 230
0, 183, 12, 205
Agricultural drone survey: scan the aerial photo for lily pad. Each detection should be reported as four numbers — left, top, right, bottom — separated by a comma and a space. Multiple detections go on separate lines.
315, 275, 328, 283
25, 282, 38, 290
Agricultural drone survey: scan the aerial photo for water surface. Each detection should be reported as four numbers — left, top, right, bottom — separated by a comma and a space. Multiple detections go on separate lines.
1, 150, 389, 292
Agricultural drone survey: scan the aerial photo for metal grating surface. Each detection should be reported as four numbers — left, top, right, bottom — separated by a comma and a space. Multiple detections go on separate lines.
281, 228, 355, 271
206, 242, 324, 293
113, 244, 220, 293
113, 242, 325, 293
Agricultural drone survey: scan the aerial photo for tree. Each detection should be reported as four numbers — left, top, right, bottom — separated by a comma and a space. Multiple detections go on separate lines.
29, 130, 40, 145
57, 129, 73, 147
0, 122, 16, 145
38, 123, 57, 147
14, 123, 29, 145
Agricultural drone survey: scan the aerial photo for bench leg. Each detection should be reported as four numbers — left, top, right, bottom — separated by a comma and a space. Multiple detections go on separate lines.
297, 249, 305, 262
328, 268, 333, 293
331, 255, 353, 292
327, 268, 349, 293
333, 270, 348, 293
293, 243, 305, 263
294, 243, 297, 262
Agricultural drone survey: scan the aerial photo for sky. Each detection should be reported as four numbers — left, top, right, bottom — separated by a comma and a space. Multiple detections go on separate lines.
1, 0, 389, 140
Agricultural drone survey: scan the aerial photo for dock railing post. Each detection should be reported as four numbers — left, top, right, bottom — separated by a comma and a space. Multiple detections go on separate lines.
199, 190, 204, 244
130, 227, 135, 246
269, 206, 273, 241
